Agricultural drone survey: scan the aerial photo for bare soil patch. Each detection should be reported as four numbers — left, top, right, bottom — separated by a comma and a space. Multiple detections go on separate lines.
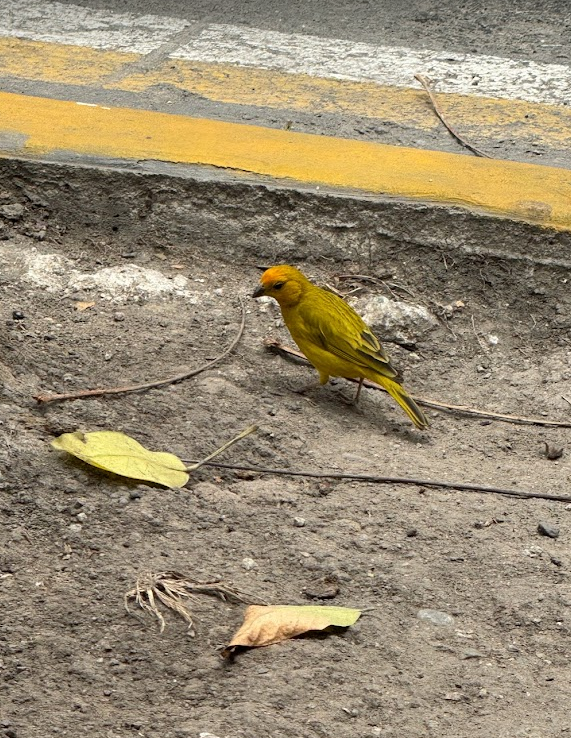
1, 228, 571, 738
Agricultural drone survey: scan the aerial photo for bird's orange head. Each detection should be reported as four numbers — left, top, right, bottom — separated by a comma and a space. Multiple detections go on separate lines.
252, 265, 311, 307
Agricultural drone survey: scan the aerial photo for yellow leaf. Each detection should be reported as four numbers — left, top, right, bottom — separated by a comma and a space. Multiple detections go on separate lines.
222, 605, 361, 656
74, 301, 96, 311
51, 431, 189, 488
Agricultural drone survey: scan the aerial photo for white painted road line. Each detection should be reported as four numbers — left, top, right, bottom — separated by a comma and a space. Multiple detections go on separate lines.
3, 0, 189, 53
2, 0, 571, 105
174, 25, 571, 106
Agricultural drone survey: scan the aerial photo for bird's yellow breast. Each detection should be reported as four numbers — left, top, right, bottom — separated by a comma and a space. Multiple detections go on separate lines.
282, 302, 363, 382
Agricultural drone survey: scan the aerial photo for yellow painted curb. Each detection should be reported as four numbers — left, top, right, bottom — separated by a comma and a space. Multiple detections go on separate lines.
1, 91, 570, 230
1, 37, 571, 153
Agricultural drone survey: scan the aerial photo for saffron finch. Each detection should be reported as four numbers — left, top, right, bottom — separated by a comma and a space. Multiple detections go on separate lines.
253, 265, 428, 429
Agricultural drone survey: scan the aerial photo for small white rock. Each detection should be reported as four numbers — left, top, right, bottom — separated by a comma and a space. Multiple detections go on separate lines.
351, 294, 438, 345
417, 609, 454, 626
242, 557, 256, 570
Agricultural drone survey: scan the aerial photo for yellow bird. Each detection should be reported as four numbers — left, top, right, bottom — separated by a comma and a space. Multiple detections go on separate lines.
253, 265, 428, 429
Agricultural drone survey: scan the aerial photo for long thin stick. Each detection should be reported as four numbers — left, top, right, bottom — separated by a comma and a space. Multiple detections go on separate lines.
185, 425, 257, 472
34, 298, 246, 404
183, 459, 571, 504
264, 338, 571, 428
414, 73, 493, 159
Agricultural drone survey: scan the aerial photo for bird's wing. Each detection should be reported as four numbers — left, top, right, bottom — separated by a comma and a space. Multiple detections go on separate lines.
299, 290, 399, 380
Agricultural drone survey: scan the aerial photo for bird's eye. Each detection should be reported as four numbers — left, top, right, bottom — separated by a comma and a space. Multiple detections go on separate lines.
273, 281, 285, 290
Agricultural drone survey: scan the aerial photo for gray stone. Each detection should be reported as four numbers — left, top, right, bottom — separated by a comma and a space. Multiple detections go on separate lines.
0, 203, 24, 221
417, 609, 455, 626
350, 294, 438, 345
538, 521, 560, 538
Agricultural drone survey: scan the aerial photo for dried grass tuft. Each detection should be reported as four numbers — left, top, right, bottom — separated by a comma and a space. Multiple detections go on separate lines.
125, 570, 252, 634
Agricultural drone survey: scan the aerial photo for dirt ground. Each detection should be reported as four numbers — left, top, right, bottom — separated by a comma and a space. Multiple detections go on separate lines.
1, 220, 571, 738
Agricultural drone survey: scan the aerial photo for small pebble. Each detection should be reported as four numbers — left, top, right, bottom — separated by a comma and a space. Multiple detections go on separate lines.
129, 489, 142, 500
12, 310, 25, 320
538, 521, 560, 539
113, 312, 125, 322
76, 512, 87, 523
68, 523, 82, 533
303, 576, 340, 600
417, 609, 454, 626
406, 528, 418, 537
443, 691, 463, 701
0, 203, 24, 220
461, 649, 484, 660
293, 517, 306, 527
242, 557, 256, 570
544, 442, 564, 460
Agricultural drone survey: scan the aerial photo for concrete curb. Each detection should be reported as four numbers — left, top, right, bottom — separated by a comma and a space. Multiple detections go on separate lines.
1, 92, 571, 234
1, 155, 570, 271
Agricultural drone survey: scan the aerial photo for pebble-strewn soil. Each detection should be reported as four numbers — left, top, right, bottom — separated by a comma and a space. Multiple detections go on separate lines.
1, 229, 571, 738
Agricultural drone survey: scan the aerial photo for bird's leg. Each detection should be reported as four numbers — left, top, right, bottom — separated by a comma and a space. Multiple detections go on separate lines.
354, 377, 364, 404
337, 377, 364, 406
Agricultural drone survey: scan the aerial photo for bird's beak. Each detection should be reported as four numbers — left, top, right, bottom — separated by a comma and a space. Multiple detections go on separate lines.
252, 284, 266, 298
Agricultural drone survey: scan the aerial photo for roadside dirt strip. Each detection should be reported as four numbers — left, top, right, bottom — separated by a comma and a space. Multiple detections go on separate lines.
0, 0, 570, 232
3, 4, 571, 738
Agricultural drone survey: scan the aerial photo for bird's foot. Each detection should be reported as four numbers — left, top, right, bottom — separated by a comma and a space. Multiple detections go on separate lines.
337, 390, 363, 408
335, 378, 364, 407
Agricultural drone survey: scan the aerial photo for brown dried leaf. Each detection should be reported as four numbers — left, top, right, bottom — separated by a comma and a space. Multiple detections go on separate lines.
222, 604, 360, 656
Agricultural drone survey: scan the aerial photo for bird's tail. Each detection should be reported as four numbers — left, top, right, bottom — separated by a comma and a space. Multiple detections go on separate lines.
375, 375, 429, 429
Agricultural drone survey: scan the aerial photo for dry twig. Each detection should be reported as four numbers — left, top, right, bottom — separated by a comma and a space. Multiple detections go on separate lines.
264, 338, 571, 428
183, 458, 571, 504
34, 298, 246, 404
186, 425, 258, 473
414, 73, 492, 159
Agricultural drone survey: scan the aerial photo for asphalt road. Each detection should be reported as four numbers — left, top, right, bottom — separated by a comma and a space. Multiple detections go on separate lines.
55, 0, 571, 65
